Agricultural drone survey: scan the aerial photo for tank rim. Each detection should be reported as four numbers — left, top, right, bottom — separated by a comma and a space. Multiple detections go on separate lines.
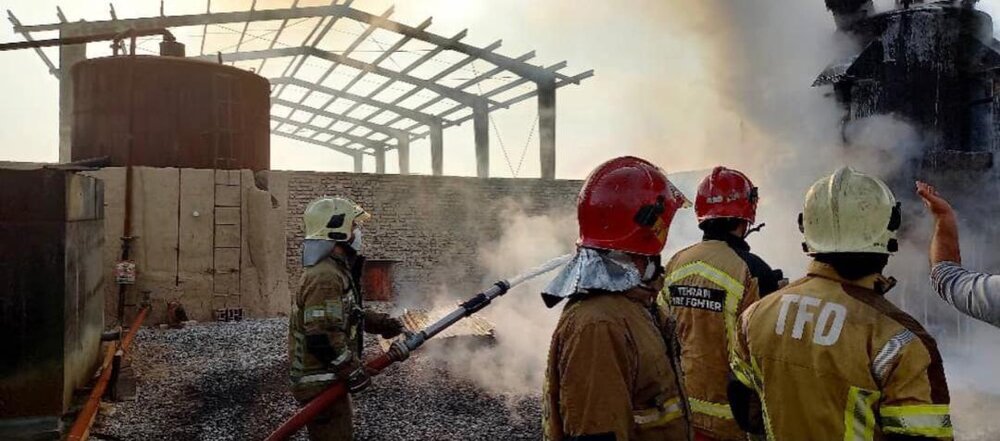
71, 54, 268, 85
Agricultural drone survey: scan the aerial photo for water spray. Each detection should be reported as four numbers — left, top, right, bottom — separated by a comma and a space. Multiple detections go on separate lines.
264, 253, 573, 441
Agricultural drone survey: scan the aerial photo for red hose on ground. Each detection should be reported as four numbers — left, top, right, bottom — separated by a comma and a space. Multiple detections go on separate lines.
67, 306, 149, 441
264, 353, 395, 441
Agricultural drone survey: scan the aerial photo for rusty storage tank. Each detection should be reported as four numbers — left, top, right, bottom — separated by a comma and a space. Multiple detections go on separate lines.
71, 55, 270, 170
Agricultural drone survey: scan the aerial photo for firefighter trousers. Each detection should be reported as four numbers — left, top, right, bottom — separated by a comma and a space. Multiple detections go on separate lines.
293, 385, 354, 441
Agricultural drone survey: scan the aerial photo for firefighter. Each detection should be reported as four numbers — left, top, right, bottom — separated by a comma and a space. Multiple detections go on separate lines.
659, 167, 783, 441
541, 156, 693, 441
289, 196, 407, 441
729, 167, 953, 440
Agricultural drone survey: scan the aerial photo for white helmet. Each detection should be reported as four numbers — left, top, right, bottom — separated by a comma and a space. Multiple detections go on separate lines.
303, 197, 370, 242
800, 167, 900, 255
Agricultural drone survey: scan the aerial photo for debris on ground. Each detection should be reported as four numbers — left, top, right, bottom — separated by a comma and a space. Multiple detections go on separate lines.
93, 311, 540, 441
378, 307, 495, 352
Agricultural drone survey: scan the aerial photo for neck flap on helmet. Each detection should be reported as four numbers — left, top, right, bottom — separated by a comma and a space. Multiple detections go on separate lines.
541, 247, 643, 308
302, 239, 338, 267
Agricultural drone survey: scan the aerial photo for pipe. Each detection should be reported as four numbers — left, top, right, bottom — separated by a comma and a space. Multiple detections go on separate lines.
66, 306, 149, 441
117, 44, 139, 325
0, 28, 175, 52
264, 254, 572, 441
44, 156, 112, 170
100, 330, 122, 342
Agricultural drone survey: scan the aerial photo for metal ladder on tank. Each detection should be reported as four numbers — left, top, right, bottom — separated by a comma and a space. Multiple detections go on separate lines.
211, 73, 244, 318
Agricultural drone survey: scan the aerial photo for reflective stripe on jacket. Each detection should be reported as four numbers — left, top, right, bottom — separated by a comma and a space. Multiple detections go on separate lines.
733, 261, 953, 441
660, 238, 765, 441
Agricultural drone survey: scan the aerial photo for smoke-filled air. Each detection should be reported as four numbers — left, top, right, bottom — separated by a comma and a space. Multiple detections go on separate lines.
419, 0, 1000, 438
9, 0, 1000, 439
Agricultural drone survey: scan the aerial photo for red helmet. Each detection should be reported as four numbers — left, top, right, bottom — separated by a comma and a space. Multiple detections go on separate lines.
577, 156, 690, 256
695, 166, 758, 224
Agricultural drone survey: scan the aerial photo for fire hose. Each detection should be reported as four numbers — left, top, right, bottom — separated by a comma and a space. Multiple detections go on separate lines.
264, 254, 572, 441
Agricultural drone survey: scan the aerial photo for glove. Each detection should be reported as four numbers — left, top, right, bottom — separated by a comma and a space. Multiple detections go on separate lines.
379, 317, 406, 339
344, 367, 371, 394
331, 351, 371, 394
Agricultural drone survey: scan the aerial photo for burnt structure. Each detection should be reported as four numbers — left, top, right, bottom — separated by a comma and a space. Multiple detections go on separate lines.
818, 0, 1000, 172
818, 0, 1000, 336
0, 169, 105, 438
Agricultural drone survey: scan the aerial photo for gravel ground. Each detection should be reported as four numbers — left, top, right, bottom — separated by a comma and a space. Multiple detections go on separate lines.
92, 315, 540, 441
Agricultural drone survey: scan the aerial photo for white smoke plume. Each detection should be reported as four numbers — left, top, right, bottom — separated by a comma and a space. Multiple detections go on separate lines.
656, 2, 1000, 438
423, 202, 576, 396
412, 1, 999, 437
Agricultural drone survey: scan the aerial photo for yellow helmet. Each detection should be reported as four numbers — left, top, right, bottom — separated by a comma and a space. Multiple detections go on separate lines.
303, 197, 371, 242
800, 167, 900, 255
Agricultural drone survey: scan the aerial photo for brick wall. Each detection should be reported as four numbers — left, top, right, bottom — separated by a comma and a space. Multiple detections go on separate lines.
274, 172, 583, 299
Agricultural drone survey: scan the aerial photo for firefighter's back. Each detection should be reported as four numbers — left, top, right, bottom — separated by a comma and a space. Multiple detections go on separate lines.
663, 240, 756, 440
739, 263, 952, 440
544, 292, 689, 441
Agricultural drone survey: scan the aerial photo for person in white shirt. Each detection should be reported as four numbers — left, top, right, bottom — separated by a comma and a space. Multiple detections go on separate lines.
918, 181, 1000, 328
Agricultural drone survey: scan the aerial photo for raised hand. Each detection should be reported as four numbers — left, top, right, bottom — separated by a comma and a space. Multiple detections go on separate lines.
916, 181, 955, 218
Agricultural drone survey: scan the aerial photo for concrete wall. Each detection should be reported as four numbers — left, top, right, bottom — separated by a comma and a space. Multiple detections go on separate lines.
84, 167, 288, 324
0, 169, 104, 432
24, 166, 581, 324
270, 172, 583, 303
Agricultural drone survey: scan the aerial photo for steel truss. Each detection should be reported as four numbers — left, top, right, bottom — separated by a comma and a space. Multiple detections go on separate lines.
10, 1, 593, 178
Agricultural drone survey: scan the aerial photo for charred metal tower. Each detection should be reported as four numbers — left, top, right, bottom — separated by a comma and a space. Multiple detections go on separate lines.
818, 0, 1000, 172
817, 0, 1000, 337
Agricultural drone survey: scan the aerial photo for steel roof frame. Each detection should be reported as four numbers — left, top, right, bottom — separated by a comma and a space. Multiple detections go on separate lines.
9, 0, 593, 178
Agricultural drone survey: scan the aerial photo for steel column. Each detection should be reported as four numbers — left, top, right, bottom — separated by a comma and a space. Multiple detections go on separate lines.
397, 136, 410, 175
430, 122, 443, 176
353, 154, 364, 173
375, 148, 386, 174
538, 78, 557, 180
59, 28, 86, 163
473, 101, 489, 178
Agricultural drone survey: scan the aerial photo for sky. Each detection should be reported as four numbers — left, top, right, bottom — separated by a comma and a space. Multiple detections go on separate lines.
0, 0, 750, 179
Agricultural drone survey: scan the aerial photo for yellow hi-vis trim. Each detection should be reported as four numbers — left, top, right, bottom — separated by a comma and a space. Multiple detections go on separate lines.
842, 386, 881, 441
731, 358, 756, 390
881, 405, 953, 438
750, 357, 776, 441
633, 397, 684, 429
663, 261, 745, 362
689, 398, 734, 419
730, 355, 774, 440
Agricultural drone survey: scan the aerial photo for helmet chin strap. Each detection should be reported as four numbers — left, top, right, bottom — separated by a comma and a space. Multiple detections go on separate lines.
743, 222, 766, 239
637, 255, 665, 292
349, 227, 364, 253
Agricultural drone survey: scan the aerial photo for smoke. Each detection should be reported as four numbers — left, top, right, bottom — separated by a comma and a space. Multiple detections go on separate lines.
423, 201, 576, 396
445, 0, 996, 436
403, 1, 999, 436
653, 1, 1000, 438
630, 1, 926, 275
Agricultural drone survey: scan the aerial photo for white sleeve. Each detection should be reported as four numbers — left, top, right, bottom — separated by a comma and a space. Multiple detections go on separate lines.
930, 261, 1000, 328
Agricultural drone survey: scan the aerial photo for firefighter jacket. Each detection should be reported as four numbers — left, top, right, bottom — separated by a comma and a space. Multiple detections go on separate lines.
659, 233, 780, 440
288, 254, 401, 395
732, 261, 953, 440
543, 289, 691, 441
